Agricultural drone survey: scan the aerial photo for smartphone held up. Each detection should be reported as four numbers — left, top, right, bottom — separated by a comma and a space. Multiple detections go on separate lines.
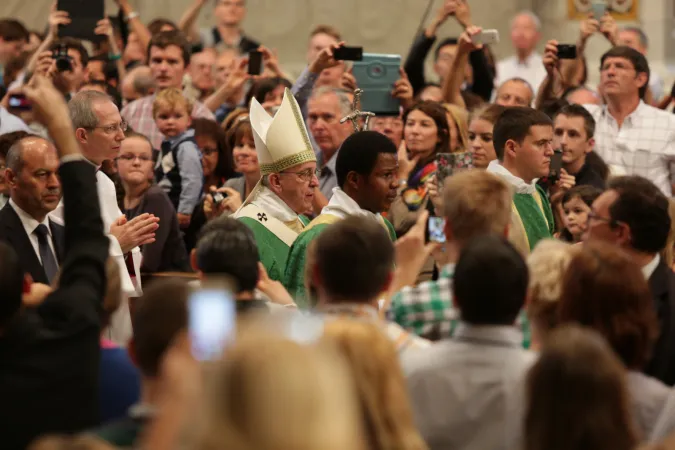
189, 285, 236, 361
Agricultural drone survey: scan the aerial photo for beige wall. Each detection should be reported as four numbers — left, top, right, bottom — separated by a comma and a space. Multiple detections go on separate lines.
2, 0, 671, 87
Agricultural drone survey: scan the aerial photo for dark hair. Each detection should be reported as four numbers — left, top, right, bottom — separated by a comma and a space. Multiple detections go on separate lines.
49, 37, 90, 67
538, 98, 569, 120
525, 325, 638, 450
147, 18, 179, 36
434, 37, 458, 61
0, 243, 23, 328
607, 176, 671, 253
402, 101, 450, 158
453, 235, 528, 325
336, 131, 397, 188
0, 131, 31, 159
193, 118, 237, 180
147, 30, 191, 66
585, 151, 609, 182
132, 279, 188, 377
559, 185, 603, 242
558, 241, 659, 370
493, 107, 553, 161
315, 216, 394, 303
195, 217, 260, 293
554, 104, 597, 139
0, 19, 29, 42
600, 46, 650, 99
245, 77, 293, 108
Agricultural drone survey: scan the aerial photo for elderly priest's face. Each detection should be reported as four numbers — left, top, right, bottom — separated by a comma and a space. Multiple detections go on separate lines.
270, 162, 319, 214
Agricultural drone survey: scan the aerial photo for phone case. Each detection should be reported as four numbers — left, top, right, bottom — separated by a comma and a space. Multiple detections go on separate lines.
436, 152, 474, 188
352, 53, 402, 115
57, 0, 105, 43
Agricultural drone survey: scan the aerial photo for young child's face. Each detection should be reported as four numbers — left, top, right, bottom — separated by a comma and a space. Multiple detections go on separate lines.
563, 195, 591, 241
155, 105, 191, 138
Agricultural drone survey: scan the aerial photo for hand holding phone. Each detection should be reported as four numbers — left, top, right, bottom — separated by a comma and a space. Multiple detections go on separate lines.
548, 150, 564, 183
333, 46, 363, 61
556, 44, 577, 60
8, 93, 32, 111
591, 2, 607, 20
471, 29, 500, 45
425, 216, 446, 244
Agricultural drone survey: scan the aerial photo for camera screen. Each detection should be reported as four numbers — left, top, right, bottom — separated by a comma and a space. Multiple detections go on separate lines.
428, 217, 446, 244
189, 289, 236, 361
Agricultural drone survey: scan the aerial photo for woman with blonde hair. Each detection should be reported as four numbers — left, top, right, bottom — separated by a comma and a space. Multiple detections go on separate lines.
525, 324, 638, 450
442, 103, 469, 152
322, 319, 428, 450
194, 330, 364, 450
526, 239, 578, 350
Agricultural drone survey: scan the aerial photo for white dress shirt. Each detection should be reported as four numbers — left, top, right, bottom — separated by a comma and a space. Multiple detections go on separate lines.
584, 101, 675, 196
9, 198, 57, 264
643, 254, 661, 280
495, 52, 547, 96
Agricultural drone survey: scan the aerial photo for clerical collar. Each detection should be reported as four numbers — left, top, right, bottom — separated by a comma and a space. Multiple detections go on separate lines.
254, 186, 299, 223
321, 187, 381, 222
486, 160, 537, 195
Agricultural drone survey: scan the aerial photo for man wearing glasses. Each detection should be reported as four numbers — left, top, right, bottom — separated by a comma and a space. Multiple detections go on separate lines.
50, 90, 160, 344
234, 89, 318, 283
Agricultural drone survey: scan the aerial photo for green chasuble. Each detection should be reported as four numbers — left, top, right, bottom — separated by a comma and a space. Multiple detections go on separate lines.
283, 214, 397, 309
512, 185, 555, 251
239, 215, 310, 283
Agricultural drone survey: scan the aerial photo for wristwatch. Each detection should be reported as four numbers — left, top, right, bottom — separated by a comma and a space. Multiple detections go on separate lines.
125, 11, 140, 22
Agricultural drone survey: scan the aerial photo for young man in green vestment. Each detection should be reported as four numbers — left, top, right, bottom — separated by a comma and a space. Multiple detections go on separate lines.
487, 106, 556, 253
233, 88, 319, 282
284, 131, 400, 308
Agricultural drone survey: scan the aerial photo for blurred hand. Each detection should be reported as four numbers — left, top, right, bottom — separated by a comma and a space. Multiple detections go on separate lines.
426, 174, 443, 212
34, 51, 56, 78
256, 263, 296, 307
309, 42, 343, 75
392, 68, 414, 109
222, 58, 250, 104
435, 0, 456, 25
457, 25, 483, 55
397, 141, 420, 181
48, 6, 71, 38
600, 13, 618, 45
259, 45, 283, 77
340, 67, 357, 92
451, 0, 472, 28
177, 213, 191, 229
110, 213, 159, 253
549, 169, 576, 204
23, 283, 53, 307
579, 13, 600, 43
94, 18, 114, 40
22, 75, 70, 128
543, 39, 560, 76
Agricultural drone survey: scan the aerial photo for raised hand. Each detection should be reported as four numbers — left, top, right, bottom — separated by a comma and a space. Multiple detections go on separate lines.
22, 74, 70, 129
258, 45, 283, 77
579, 13, 600, 44
457, 25, 484, 55
110, 213, 160, 253
600, 12, 618, 45
340, 66, 357, 92
543, 39, 560, 76
397, 140, 420, 182
451, 0, 472, 29
309, 42, 343, 75
392, 68, 414, 109
48, 6, 71, 38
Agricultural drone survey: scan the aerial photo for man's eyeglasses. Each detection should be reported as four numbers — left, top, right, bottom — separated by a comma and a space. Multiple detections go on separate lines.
88, 120, 128, 135
586, 212, 617, 226
280, 167, 321, 182
117, 154, 153, 163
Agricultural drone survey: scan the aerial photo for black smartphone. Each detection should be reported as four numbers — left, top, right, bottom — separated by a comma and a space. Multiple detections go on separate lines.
248, 50, 263, 75
7, 93, 32, 111
425, 216, 446, 244
333, 46, 363, 61
549, 150, 564, 182
556, 44, 577, 60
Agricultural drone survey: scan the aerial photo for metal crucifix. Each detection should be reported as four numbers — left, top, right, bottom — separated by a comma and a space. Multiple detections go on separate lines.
340, 88, 376, 133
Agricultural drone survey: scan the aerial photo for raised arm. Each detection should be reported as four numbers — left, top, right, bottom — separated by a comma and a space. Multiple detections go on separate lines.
114, 0, 152, 53
204, 58, 250, 112
442, 27, 483, 109
535, 40, 562, 110
179, 0, 208, 44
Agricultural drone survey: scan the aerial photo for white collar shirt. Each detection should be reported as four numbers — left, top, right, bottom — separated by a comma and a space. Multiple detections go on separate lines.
9, 198, 57, 264
495, 52, 547, 95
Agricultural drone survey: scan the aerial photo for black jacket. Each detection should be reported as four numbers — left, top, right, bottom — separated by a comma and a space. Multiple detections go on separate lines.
645, 260, 675, 386
0, 203, 65, 285
0, 160, 109, 450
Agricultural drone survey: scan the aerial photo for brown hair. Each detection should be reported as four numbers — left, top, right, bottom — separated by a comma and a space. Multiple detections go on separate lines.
558, 241, 659, 370
442, 103, 469, 152
442, 170, 513, 246
131, 279, 189, 377
152, 88, 193, 118
310, 24, 342, 41
147, 30, 191, 67
470, 103, 507, 126
322, 320, 427, 450
525, 324, 638, 450
661, 198, 675, 268
403, 101, 450, 158
101, 258, 122, 329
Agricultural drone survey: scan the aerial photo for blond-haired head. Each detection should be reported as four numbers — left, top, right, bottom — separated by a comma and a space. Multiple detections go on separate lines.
442, 170, 513, 246
152, 87, 193, 118
195, 328, 364, 450
322, 319, 428, 450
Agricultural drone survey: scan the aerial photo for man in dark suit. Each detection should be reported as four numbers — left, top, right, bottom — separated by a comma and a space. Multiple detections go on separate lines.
0, 135, 64, 285
0, 75, 109, 450
586, 175, 675, 386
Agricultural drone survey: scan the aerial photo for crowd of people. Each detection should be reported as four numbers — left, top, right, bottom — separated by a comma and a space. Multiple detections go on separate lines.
1, 0, 675, 448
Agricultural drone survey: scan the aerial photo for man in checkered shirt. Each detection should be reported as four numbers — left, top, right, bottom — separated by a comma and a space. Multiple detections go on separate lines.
390, 170, 530, 347
121, 30, 215, 150
581, 46, 675, 196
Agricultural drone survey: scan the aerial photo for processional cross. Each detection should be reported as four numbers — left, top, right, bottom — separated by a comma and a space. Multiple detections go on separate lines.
340, 88, 376, 132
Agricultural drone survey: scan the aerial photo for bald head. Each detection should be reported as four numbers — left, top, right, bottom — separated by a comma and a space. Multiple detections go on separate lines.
6, 136, 61, 221
121, 66, 156, 104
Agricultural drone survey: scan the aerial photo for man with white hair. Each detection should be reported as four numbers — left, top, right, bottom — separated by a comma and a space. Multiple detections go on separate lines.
496, 11, 547, 94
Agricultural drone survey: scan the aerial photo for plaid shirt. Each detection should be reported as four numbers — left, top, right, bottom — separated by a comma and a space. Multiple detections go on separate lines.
390, 265, 531, 348
121, 95, 216, 150
583, 101, 675, 196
